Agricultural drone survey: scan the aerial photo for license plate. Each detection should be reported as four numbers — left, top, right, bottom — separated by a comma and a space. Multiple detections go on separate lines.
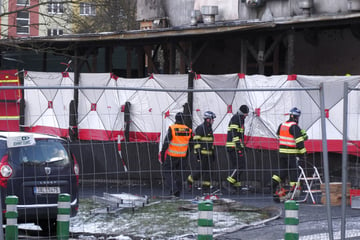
34, 187, 60, 194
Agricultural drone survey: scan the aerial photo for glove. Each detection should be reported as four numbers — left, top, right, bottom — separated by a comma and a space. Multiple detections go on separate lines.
237, 150, 243, 157
301, 129, 308, 140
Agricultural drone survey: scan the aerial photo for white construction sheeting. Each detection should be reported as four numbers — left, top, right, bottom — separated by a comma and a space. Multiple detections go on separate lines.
193, 73, 360, 154
23, 71, 360, 155
77, 73, 120, 140
120, 74, 188, 142
24, 71, 74, 137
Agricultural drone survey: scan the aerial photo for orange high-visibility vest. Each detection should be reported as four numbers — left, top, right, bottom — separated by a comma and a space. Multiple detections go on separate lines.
279, 122, 296, 146
167, 124, 192, 157
279, 122, 301, 154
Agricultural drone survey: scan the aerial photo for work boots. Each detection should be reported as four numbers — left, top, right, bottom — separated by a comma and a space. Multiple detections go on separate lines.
273, 185, 301, 203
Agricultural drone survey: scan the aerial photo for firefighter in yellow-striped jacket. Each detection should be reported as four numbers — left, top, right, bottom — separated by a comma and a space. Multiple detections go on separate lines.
187, 111, 216, 191
222, 105, 249, 193
160, 112, 192, 197
272, 107, 308, 202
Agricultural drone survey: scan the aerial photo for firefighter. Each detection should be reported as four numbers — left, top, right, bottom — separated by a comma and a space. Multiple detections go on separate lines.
187, 111, 216, 192
272, 107, 308, 202
160, 112, 192, 197
222, 104, 249, 193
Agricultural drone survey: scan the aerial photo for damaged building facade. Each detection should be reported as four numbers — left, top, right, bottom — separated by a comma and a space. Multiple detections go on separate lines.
134, 0, 360, 76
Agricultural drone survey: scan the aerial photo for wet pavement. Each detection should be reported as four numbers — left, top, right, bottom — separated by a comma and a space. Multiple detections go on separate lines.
78, 182, 360, 240
219, 197, 360, 240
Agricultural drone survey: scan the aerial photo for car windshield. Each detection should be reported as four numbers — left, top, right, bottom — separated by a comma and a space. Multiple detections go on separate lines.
9, 139, 69, 166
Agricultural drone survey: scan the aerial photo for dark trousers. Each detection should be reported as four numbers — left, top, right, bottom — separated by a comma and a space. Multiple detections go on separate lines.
191, 154, 212, 183
272, 154, 298, 191
226, 148, 246, 182
279, 155, 298, 183
162, 155, 185, 194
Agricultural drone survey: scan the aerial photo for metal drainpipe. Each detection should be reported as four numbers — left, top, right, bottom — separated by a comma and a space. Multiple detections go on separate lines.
185, 71, 194, 129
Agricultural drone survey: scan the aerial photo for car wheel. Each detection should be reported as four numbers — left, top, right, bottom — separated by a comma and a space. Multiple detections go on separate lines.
38, 219, 57, 235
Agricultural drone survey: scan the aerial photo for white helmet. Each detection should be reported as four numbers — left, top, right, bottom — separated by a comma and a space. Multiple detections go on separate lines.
289, 107, 301, 116
203, 111, 216, 120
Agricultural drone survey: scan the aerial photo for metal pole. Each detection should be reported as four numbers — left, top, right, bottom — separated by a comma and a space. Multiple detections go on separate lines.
284, 200, 299, 240
340, 82, 349, 240
320, 82, 334, 240
5, 196, 18, 240
0, 191, 4, 240
198, 200, 213, 240
57, 193, 71, 240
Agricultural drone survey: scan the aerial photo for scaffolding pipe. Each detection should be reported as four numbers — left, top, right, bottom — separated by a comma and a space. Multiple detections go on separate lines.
320, 82, 334, 240
341, 82, 349, 240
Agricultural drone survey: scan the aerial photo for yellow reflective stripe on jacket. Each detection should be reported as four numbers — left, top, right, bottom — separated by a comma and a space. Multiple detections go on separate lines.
200, 149, 213, 155
193, 135, 201, 140
233, 136, 240, 141
193, 135, 214, 155
227, 124, 244, 133
199, 136, 213, 141
228, 124, 239, 130
279, 148, 306, 154
295, 136, 306, 144
226, 142, 235, 147
193, 135, 213, 142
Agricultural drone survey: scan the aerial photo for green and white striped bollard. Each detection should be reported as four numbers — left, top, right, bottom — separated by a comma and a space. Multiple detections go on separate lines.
284, 200, 299, 240
5, 195, 18, 240
198, 200, 213, 240
57, 193, 71, 240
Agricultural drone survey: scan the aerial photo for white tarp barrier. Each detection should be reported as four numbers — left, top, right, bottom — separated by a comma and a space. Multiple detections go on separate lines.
122, 74, 188, 142
23, 71, 360, 155
24, 71, 73, 137
77, 74, 188, 141
194, 73, 360, 154
116, 76, 148, 142
296, 75, 360, 153
193, 73, 240, 145
77, 73, 120, 140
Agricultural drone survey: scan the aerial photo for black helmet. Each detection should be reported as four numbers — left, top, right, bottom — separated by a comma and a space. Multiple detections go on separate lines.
203, 111, 216, 120
175, 112, 184, 123
239, 105, 249, 114
289, 107, 301, 116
